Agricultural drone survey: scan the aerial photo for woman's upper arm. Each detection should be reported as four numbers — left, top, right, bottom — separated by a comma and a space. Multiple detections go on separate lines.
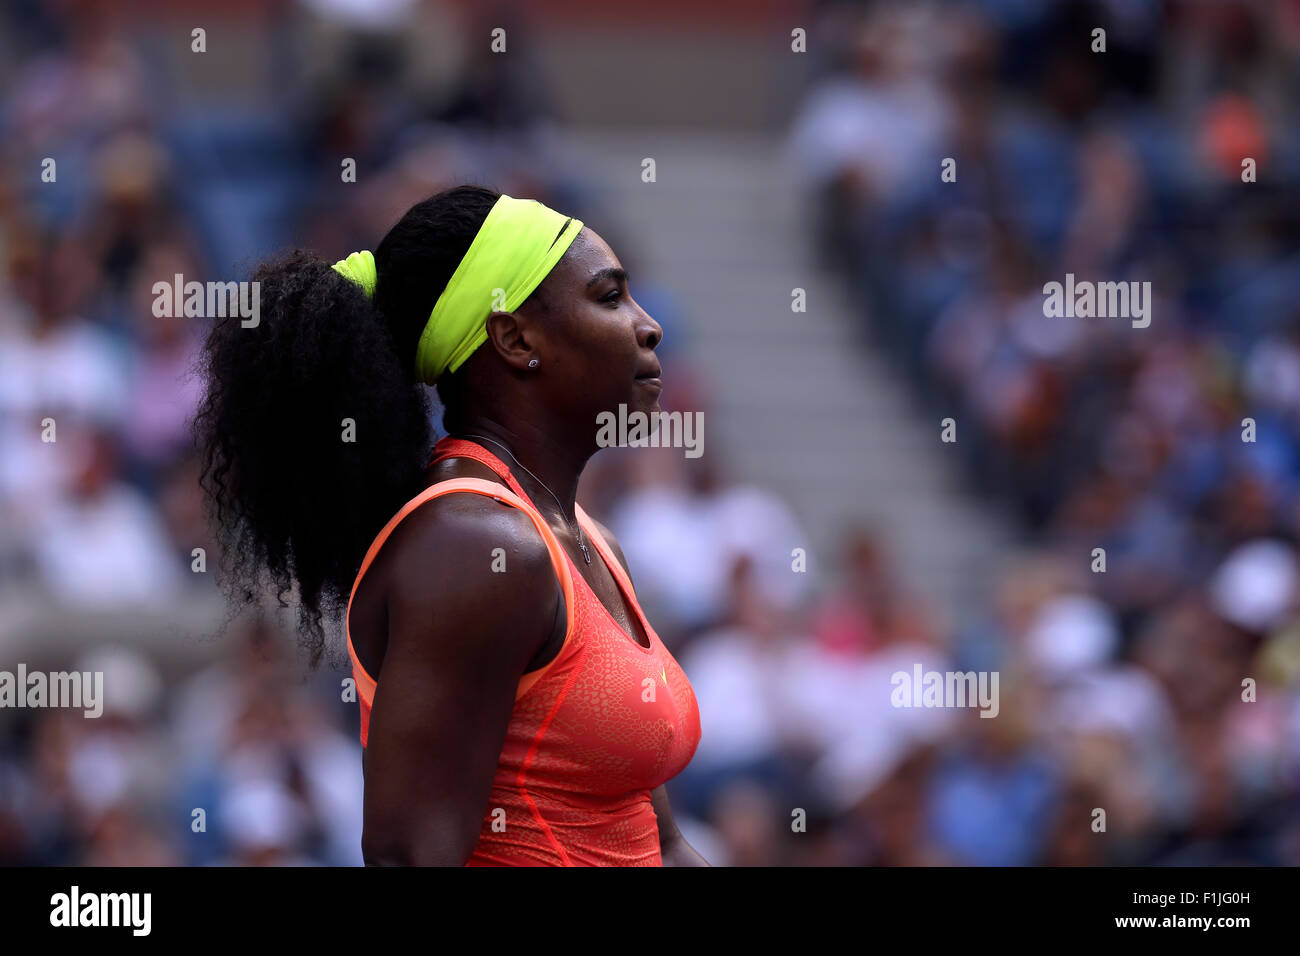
359, 495, 560, 866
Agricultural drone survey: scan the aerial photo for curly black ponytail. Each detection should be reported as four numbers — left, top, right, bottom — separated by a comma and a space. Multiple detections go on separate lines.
194, 183, 502, 664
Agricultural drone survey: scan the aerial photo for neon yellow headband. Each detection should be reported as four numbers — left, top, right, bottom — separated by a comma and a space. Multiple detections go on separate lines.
331, 250, 376, 298
331, 194, 583, 385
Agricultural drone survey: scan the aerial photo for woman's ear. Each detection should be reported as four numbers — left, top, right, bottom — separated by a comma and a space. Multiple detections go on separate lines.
484, 310, 537, 372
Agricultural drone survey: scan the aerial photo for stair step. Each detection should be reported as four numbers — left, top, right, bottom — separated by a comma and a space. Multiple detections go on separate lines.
571, 131, 1010, 616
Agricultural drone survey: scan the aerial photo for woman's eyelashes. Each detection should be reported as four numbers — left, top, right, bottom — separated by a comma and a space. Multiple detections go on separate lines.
601, 289, 623, 306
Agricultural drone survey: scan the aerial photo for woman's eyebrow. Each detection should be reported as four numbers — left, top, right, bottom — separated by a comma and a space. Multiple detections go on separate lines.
585, 267, 627, 290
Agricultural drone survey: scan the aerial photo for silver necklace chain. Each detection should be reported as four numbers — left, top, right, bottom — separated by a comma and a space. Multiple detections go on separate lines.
457, 433, 592, 564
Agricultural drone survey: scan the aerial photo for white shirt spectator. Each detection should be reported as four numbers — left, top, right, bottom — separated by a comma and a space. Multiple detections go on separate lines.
32, 482, 182, 605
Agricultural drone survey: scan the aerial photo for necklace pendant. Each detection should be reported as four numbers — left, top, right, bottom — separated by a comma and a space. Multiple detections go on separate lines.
579, 541, 592, 564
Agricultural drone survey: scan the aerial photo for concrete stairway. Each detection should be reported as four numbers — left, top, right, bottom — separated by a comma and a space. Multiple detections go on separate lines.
567, 130, 1010, 624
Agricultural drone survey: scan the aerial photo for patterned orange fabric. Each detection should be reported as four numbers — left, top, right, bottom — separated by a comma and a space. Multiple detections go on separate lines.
345, 436, 701, 865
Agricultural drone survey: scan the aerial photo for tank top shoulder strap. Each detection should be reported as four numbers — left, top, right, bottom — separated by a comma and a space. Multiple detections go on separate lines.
429, 436, 535, 506
573, 503, 636, 596
345, 474, 577, 720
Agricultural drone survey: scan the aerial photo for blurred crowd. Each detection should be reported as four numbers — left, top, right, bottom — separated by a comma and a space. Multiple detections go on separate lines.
773, 0, 1300, 864
2, 0, 1299, 867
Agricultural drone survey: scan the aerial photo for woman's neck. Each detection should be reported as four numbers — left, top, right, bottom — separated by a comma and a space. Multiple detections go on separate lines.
448, 416, 593, 526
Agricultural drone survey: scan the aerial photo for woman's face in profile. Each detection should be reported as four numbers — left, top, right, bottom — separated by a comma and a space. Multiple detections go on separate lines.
523, 226, 665, 427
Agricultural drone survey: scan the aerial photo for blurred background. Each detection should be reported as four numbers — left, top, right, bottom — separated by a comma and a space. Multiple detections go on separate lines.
2, 0, 1300, 865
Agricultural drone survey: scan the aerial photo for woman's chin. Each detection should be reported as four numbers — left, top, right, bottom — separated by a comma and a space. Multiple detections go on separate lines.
630, 378, 663, 414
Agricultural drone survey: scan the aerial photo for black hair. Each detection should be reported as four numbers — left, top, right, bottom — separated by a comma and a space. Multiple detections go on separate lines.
193, 183, 502, 664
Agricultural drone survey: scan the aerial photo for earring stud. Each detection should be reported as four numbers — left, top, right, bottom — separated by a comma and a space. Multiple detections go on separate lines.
528, 358, 539, 368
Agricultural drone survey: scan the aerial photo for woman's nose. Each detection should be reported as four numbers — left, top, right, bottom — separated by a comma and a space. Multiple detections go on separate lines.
638, 310, 663, 350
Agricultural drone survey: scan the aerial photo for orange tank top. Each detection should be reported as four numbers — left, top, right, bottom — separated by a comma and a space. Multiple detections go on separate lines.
345, 436, 701, 866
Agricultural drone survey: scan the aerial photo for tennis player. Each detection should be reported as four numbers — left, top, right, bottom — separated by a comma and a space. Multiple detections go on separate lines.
195, 185, 706, 865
